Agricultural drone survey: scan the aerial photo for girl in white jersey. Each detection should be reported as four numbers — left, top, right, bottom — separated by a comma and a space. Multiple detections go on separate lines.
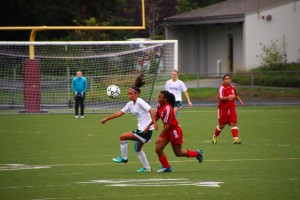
165, 69, 192, 116
100, 74, 158, 172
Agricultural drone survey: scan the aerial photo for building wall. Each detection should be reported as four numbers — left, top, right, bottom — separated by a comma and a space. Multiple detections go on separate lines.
206, 23, 244, 74
165, 23, 243, 74
244, 1, 300, 69
165, 26, 201, 73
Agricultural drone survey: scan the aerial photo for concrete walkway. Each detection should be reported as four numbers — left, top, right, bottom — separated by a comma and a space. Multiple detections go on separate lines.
185, 78, 223, 88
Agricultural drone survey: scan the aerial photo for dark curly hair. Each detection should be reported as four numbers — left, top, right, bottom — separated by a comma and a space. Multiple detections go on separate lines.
160, 90, 176, 107
130, 73, 146, 94
223, 73, 232, 80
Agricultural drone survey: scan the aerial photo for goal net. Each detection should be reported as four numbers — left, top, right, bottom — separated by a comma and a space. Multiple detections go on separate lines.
0, 41, 177, 114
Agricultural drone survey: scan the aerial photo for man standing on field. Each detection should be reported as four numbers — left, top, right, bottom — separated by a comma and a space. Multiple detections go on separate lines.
72, 71, 87, 118
165, 69, 192, 116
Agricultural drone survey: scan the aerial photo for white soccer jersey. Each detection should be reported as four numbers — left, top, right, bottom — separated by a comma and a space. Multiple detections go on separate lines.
121, 97, 154, 131
165, 79, 187, 101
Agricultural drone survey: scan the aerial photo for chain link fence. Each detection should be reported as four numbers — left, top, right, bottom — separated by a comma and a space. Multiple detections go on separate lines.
153, 71, 300, 103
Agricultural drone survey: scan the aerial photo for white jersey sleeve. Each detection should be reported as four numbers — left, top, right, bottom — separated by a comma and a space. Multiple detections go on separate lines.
165, 81, 169, 90
121, 102, 131, 113
137, 98, 151, 112
179, 80, 188, 92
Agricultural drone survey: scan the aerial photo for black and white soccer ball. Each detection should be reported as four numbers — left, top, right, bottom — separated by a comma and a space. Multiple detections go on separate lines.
107, 85, 120, 99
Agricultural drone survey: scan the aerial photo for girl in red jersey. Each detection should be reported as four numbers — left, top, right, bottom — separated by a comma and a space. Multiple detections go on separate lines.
146, 90, 203, 173
212, 74, 244, 144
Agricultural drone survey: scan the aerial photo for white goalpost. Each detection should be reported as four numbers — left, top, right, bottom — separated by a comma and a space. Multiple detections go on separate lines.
0, 40, 178, 114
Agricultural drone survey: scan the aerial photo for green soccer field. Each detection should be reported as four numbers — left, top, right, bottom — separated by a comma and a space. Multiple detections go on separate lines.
0, 106, 300, 200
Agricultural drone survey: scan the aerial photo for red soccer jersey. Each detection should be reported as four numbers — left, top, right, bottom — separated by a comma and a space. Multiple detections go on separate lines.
218, 84, 237, 110
156, 103, 178, 128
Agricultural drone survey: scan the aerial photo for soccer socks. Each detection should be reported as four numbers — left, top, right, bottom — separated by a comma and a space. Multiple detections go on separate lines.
231, 126, 239, 139
120, 140, 128, 160
137, 150, 151, 170
214, 125, 222, 137
187, 150, 199, 157
158, 155, 171, 169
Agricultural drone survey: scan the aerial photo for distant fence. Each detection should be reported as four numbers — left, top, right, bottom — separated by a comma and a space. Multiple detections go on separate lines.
0, 71, 299, 114
153, 71, 300, 101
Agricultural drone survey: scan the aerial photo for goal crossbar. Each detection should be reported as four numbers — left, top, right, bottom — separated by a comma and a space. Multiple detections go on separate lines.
0, 41, 178, 69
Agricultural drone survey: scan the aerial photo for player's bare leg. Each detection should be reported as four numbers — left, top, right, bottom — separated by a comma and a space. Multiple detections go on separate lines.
173, 106, 180, 117
120, 131, 137, 141
155, 137, 172, 172
119, 132, 152, 171
112, 131, 137, 163
230, 123, 241, 144
172, 144, 203, 163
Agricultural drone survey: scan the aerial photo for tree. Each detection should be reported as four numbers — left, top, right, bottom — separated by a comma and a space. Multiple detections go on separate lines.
175, 0, 198, 14
0, 0, 225, 41
144, 0, 178, 39
72, 17, 109, 41
146, 0, 162, 38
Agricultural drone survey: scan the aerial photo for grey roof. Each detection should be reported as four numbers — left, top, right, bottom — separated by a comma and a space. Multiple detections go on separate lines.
165, 0, 294, 25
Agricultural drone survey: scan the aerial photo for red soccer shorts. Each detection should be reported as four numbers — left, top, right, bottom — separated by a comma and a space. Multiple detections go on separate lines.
161, 125, 183, 146
218, 108, 237, 125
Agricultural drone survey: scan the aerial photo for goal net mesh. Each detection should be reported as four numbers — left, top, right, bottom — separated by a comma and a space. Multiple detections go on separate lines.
0, 41, 177, 114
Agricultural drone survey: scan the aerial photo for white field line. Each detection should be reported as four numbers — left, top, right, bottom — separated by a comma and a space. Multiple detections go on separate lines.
7, 155, 113, 161
49, 157, 300, 167
31, 193, 178, 200
0, 157, 299, 170
77, 178, 224, 187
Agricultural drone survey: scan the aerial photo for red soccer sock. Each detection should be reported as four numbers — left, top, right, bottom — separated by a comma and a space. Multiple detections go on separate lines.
231, 126, 239, 139
214, 126, 222, 137
158, 155, 171, 168
187, 150, 199, 157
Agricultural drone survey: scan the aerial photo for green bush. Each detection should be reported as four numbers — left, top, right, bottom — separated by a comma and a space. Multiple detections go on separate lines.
234, 63, 300, 87
232, 74, 251, 85
256, 40, 284, 67
251, 63, 300, 72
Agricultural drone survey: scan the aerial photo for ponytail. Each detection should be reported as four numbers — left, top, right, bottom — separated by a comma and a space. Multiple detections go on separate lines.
129, 73, 146, 94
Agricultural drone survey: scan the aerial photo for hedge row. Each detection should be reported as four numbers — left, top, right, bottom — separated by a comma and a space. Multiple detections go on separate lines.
234, 63, 300, 87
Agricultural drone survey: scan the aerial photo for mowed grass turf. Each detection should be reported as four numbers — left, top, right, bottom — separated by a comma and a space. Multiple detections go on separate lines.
0, 106, 299, 200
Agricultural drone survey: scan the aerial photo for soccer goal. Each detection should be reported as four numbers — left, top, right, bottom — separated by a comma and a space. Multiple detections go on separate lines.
0, 40, 177, 114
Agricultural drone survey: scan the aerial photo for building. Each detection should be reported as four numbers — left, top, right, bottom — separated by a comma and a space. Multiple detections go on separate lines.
164, 0, 300, 74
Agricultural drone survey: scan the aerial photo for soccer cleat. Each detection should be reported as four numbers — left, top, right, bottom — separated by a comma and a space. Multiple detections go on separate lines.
137, 167, 152, 173
212, 136, 218, 144
75, 115, 79, 118
80, 116, 84, 119
196, 149, 203, 163
112, 156, 128, 163
157, 166, 172, 173
233, 139, 242, 144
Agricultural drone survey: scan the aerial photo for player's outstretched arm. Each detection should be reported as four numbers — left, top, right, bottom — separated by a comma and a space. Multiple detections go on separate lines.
100, 111, 124, 124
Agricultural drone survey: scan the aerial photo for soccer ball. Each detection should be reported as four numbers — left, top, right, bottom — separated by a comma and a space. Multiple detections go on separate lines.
107, 85, 120, 99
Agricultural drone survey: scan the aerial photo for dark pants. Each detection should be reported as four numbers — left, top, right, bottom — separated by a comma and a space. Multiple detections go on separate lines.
75, 93, 85, 116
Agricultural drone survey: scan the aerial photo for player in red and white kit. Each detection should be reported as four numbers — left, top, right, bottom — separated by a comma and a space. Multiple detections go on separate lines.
212, 74, 244, 144
145, 90, 203, 173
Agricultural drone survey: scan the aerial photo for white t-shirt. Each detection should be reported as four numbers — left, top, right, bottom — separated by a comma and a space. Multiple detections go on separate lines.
165, 79, 187, 101
121, 97, 154, 131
